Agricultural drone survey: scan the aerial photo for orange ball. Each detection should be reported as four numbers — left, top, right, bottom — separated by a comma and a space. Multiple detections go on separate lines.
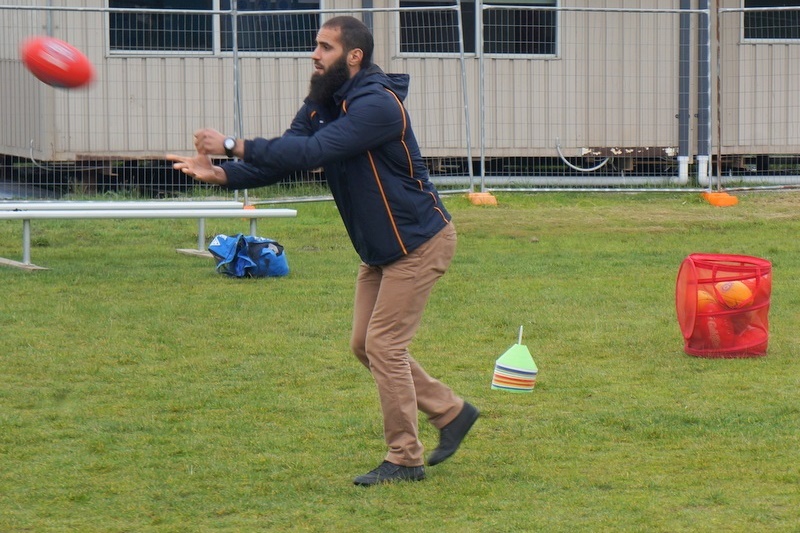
697, 289, 718, 313
714, 280, 753, 309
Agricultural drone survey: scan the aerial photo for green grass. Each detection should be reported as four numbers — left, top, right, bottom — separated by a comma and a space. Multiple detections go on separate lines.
1, 192, 799, 532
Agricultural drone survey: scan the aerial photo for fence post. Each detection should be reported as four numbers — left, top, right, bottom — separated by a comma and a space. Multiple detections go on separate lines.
678, 0, 691, 185
697, 0, 712, 186
230, 4, 248, 206
455, 0, 475, 194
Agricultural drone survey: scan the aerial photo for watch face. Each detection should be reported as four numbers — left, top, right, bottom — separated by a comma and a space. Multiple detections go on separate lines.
225, 138, 235, 150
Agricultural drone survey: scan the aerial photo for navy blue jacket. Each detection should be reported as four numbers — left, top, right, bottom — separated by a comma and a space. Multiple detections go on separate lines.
220, 64, 451, 266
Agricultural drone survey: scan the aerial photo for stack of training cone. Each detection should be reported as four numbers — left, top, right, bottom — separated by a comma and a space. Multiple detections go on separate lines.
491, 326, 538, 393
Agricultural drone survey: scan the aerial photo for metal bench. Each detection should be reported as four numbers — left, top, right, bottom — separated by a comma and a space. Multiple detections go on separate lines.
0, 205, 297, 270
1, 201, 246, 260
0, 201, 244, 211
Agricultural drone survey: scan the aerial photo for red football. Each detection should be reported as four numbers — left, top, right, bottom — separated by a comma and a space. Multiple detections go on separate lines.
20, 36, 94, 89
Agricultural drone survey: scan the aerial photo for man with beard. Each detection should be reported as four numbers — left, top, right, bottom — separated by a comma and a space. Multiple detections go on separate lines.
166, 15, 478, 486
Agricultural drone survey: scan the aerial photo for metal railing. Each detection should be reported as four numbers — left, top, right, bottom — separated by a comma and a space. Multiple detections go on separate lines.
2, 3, 800, 200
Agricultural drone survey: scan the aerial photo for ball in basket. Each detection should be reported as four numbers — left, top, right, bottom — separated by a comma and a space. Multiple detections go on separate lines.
20, 36, 94, 89
696, 289, 718, 313
737, 324, 768, 350
714, 280, 752, 309
742, 274, 772, 304
692, 311, 736, 349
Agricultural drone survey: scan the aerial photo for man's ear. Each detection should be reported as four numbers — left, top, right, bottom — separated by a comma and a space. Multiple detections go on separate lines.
348, 48, 364, 67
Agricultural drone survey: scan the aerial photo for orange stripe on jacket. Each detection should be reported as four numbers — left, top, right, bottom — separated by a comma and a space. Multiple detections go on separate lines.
340, 95, 406, 255
384, 91, 446, 221
384, 89, 413, 178
369, 88, 416, 255
346, 90, 446, 256
367, 151, 407, 255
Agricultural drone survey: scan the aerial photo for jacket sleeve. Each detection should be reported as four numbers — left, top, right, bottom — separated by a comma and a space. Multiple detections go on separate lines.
218, 160, 286, 190
219, 104, 318, 190
243, 90, 404, 173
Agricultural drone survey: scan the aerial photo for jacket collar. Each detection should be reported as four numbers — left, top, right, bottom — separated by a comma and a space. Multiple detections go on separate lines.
333, 64, 383, 105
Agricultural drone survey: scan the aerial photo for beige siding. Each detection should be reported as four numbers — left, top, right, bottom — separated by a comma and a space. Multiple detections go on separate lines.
1, 5, 52, 161
725, 42, 800, 154
239, 56, 313, 139
3, 1, 800, 161
480, 5, 683, 158
716, 0, 800, 155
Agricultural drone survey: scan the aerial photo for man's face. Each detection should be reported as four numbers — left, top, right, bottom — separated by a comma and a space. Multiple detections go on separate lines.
312, 27, 346, 77
308, 27, 352, 105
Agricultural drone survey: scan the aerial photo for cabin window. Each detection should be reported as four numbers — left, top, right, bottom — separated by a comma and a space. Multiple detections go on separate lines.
220, 0, 320, 52
109, 1, 213, 52
743, 1, 800, 40
398, 0, 556, 56
109, 0, 320, 54
483, 0, 556, 55
399, 0, 475, 54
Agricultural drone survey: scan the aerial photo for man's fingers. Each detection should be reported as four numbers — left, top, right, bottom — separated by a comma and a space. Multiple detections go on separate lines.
165, 154, 190, 165
169, 160, 191, 173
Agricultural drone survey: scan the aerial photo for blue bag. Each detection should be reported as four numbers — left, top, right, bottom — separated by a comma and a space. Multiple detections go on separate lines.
208, 234, 289, 278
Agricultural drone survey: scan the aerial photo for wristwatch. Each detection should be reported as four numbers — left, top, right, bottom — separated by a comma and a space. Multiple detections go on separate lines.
223, 137, 236, 158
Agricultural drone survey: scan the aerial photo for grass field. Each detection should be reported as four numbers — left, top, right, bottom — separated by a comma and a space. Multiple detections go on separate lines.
1, 192, 799, 532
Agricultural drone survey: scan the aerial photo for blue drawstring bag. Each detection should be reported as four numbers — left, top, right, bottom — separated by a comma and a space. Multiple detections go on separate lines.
208, 234, 289, 278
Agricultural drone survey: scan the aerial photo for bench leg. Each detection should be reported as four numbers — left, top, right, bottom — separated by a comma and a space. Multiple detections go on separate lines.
198, 218, 205, 251
175, 218, 212, 258
23, 219, 31, 265
0, 218, 47, 270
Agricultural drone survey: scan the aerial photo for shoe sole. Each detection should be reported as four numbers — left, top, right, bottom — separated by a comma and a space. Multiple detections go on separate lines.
353, 475, 425, 486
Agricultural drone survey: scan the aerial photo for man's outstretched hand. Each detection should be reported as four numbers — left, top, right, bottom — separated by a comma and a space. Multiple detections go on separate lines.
165, 153, 228, 185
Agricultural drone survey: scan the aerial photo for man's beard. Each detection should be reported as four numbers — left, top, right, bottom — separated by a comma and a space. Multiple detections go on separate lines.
308, 56, 350, 106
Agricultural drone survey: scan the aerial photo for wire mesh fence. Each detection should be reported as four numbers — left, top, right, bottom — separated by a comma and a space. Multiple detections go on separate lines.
2, 2, 800, 201
715, 4, 800, 188
477, 5, 695, 190
0, 3, 471, 200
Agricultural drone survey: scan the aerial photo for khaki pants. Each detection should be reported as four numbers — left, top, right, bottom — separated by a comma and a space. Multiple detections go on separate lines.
350, 222, 463, 466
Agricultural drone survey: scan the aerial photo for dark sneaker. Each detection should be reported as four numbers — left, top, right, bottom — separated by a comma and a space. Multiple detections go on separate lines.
353, 461, 426, 486
427, 402, 479, 466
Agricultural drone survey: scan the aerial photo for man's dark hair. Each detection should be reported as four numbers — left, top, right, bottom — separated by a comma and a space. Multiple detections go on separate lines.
322, 16, 374, 68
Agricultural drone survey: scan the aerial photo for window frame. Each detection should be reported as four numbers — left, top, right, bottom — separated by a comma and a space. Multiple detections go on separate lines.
741, 0, 800, 43
481, 0, 558, 59
107, 0, 322, 57
396, 0, 557, 59
396, 0, 477, 58
218, 0, 321, 56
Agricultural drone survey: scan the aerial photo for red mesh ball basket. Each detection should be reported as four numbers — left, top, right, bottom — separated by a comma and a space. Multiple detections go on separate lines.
676, 253, 771, 358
